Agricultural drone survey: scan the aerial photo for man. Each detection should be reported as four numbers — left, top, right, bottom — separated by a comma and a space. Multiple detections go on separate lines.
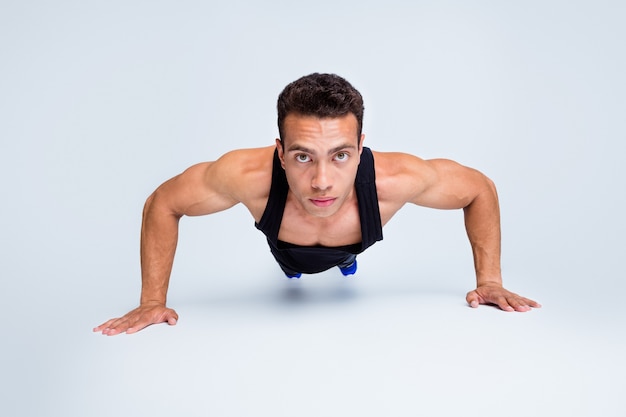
94, 73, 540, 336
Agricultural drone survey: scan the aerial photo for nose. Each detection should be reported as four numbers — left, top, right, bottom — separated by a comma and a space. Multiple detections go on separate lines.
311, 162, 332, 191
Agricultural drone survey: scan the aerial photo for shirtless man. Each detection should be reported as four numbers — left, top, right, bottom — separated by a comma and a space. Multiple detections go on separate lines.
94, 73, 540, 336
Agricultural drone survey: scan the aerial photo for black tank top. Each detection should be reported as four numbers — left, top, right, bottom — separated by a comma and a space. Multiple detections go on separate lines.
255, 147, 383, 274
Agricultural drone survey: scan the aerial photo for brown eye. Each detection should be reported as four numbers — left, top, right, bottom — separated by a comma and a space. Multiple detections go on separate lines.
334, 152, 348, 161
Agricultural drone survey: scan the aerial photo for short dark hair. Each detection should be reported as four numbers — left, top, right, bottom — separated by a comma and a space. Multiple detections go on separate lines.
277, 73, 364, 140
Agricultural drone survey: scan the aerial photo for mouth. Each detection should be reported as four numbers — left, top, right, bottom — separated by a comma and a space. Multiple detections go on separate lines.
310, 197, 337, 208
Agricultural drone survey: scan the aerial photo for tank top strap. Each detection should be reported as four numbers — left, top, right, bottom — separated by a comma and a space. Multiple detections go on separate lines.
254, 148, 287, 244
355, 147, 383, 250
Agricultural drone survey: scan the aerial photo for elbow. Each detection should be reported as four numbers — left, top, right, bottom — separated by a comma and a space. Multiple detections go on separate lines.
482, 174, 498, 197
143, 188, 183, 220
143, 192, 155, 216
464, 173, 499, 210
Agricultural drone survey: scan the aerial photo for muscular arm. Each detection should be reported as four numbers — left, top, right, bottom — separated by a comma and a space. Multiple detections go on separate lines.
414, 159, 503, 286
94, 148, 270, 335
138, 161, 239, 306
378, 153, 540, 312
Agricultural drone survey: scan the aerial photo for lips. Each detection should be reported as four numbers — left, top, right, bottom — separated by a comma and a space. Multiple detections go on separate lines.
310, 197, 336, 207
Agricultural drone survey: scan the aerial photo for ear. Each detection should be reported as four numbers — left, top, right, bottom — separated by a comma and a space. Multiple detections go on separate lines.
275, 138, 286, 169
358, 134, 365, 156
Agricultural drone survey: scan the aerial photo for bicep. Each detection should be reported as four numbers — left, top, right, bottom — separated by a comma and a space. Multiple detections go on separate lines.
150, 161, 240, 217
409, 159, 492, 210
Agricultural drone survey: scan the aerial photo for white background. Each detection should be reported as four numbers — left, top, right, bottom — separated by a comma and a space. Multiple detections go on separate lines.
1, 1, 625, 416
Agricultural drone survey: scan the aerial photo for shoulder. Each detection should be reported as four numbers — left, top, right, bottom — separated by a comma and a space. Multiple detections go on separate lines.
150, 146, 276, 218
369, 150, 437, 223
209, 146, 275, 179
205, 145, 275, 202
372, 149, 494, 211
372, 150, 437, 199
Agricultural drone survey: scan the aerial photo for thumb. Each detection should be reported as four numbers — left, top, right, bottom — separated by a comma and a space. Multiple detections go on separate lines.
466, 291, 480, 308
167, 314, 178, 326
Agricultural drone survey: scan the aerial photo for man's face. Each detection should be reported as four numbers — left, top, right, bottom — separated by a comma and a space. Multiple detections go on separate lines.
276, 113, 364, 218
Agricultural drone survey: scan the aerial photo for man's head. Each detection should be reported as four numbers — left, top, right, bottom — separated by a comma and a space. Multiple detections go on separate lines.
275, 73, 366, 219
277, 73, 364, 144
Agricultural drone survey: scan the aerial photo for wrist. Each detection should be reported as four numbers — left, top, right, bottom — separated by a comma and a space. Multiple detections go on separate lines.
140, 297, 166, 306
476, 278, 502, 288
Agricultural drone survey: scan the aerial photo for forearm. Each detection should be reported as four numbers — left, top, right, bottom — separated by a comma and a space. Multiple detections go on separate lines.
463, 177, 502, 287
139, 192, 181, 305
464, 188, 542, 311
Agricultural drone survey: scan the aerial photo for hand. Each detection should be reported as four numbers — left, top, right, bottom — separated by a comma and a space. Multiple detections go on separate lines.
466, 285, 541, 312
93, 302, 179, 336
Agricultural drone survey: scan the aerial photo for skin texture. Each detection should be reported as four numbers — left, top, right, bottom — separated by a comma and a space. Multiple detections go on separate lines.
94, 114, 540, 336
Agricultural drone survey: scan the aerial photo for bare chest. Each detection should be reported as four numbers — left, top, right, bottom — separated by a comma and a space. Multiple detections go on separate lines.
277, 198, 362, 247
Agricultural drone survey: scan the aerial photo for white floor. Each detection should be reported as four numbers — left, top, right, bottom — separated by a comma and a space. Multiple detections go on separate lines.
2, 1, 625, 416
4, 220, 625, 416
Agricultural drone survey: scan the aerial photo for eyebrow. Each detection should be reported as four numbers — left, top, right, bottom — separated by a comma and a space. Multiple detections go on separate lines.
286, 143, 357, 155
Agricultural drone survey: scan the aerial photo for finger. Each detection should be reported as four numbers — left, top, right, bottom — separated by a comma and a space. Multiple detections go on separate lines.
508, 295, 543, 311
494, 296, 515, 312
125, 323, 150, 334
466, 291, 481, 308
103, 321, 131, 336
155, 310, 178, 328
93, 318, 117, 332
102, 318, 145, 335
125, 315, 157, 334
168, 309, 179, 323
155, 308, 178, 325
522, 297, 542, 308
101, 315, 138, 335
103, 327, 125, 336
503, 294, 527, 308
506, 297, 531, 312
105, 317, 130, 331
